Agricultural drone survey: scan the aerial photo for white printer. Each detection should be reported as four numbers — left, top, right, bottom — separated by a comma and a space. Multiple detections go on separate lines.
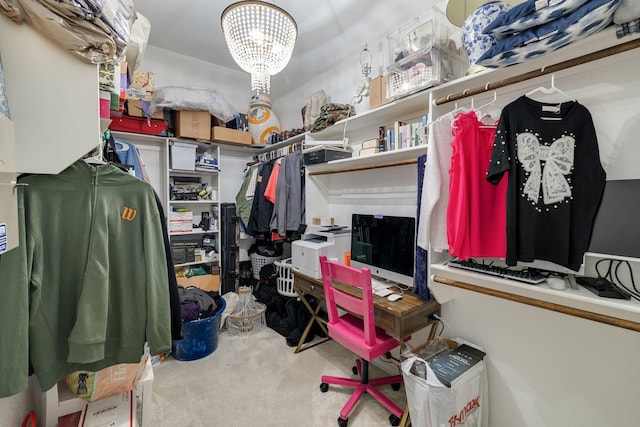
291, 226, 351, 278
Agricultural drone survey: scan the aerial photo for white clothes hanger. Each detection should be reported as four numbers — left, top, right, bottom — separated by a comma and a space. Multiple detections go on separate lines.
525, 74, 575, 120
429, 96, 470, 129
474, 90, 498, 113
525, 73, 575, 103
474, 90, 501, 126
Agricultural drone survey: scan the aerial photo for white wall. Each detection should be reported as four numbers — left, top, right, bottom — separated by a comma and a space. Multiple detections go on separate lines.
139, 45, 253, 116
274, 0, 449, 130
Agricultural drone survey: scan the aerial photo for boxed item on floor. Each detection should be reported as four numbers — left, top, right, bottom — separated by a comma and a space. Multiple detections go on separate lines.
211, 126, 253, 145
302, 144, 352, 165
170, 141, 197, 171
78, 389, 137, 427
64, 354, 149, 403
175, 110, 211, 140
402, 338, 488, 427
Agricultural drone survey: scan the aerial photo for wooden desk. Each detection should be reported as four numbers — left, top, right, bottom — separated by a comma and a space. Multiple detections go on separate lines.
292, 270, 440, 353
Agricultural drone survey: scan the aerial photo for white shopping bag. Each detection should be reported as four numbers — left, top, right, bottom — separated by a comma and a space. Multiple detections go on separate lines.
402, 349, 488, 427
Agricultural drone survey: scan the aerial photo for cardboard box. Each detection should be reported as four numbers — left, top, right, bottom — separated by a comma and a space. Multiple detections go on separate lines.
176, 274, 220, 292
312, 217, 335, 226
369, 75, 389, 109
175, 110, 211, 140
211, 126, 253, 145
127, 99, 163, 119
127, 70, 154, 101
78, 390, 136, 427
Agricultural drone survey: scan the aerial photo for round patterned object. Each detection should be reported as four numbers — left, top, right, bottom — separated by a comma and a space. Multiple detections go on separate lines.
247, 94, 281, 144
462, 1, 511, 71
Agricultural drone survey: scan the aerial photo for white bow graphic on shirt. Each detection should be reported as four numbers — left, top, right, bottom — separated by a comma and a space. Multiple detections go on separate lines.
517, 133, 574, 205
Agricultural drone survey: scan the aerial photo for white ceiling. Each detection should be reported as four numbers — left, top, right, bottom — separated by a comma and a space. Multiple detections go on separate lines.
131, 0, 448, 99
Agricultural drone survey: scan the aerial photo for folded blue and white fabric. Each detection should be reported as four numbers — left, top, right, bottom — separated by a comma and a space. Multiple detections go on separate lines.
477, 0, 621, 68
484, 0, 590, 38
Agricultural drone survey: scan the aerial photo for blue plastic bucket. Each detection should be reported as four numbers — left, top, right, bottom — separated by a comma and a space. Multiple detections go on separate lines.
172, 297, 226, 361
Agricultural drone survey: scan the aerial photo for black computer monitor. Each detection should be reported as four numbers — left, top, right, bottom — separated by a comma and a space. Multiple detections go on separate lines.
350, 213, 416, 287
587, 179, 640, 259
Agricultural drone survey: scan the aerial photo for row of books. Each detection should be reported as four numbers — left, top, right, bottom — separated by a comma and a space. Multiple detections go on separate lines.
358, 116, 428, 156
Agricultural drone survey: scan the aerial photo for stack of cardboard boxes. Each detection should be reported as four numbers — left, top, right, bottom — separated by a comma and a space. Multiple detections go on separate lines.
126, 70, 164, 120
104, 65, 253, 145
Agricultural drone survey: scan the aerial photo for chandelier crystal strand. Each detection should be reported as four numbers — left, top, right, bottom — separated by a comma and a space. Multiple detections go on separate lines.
221, 1, 297, 94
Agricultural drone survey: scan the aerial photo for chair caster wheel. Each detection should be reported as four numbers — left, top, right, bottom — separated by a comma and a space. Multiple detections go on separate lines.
389, 414, 400, 426
391, 383, 401, 391
352, 366, 358, 375
320, 383, 329, 393
338, 416, 349, 427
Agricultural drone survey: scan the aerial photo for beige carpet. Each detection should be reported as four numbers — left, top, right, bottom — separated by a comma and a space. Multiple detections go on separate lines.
150, 326, 407, 427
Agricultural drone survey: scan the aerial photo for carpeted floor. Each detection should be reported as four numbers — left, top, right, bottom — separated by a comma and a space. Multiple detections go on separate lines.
150, 326, 407, 427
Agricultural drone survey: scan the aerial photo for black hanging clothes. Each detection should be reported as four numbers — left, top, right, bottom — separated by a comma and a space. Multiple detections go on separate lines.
246, 159, 275, 236
486, 96, 606, 271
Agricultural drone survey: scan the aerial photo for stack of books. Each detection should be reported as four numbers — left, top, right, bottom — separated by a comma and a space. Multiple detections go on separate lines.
359, 138, 381, 156
377, 115, 428, 153
195, 156, 220, 173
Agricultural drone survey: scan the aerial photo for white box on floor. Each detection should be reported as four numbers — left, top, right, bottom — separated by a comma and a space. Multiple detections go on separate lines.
78, 389, 137, 427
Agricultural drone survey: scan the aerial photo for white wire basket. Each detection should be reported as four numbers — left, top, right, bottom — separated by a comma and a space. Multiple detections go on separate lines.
249, 252, 281, 280
226, 286, 266, 336
274, 258, 296, 298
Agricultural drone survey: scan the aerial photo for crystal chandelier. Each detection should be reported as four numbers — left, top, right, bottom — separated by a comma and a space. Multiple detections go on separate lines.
221, 1, 297, 94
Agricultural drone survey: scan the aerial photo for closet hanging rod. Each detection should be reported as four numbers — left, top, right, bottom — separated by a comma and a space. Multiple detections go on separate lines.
434, 37, 640, 106
254, 140, 304, 162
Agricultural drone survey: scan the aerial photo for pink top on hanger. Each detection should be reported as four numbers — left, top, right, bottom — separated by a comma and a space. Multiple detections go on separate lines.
447, 110, 507, 259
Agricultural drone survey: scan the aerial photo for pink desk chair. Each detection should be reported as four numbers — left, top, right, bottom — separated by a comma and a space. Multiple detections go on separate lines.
319, 256, 404, 427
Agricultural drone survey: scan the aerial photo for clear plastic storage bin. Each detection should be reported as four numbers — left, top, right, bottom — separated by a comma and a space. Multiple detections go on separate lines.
386, 6, 465, 99
387, 46, 466, 99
